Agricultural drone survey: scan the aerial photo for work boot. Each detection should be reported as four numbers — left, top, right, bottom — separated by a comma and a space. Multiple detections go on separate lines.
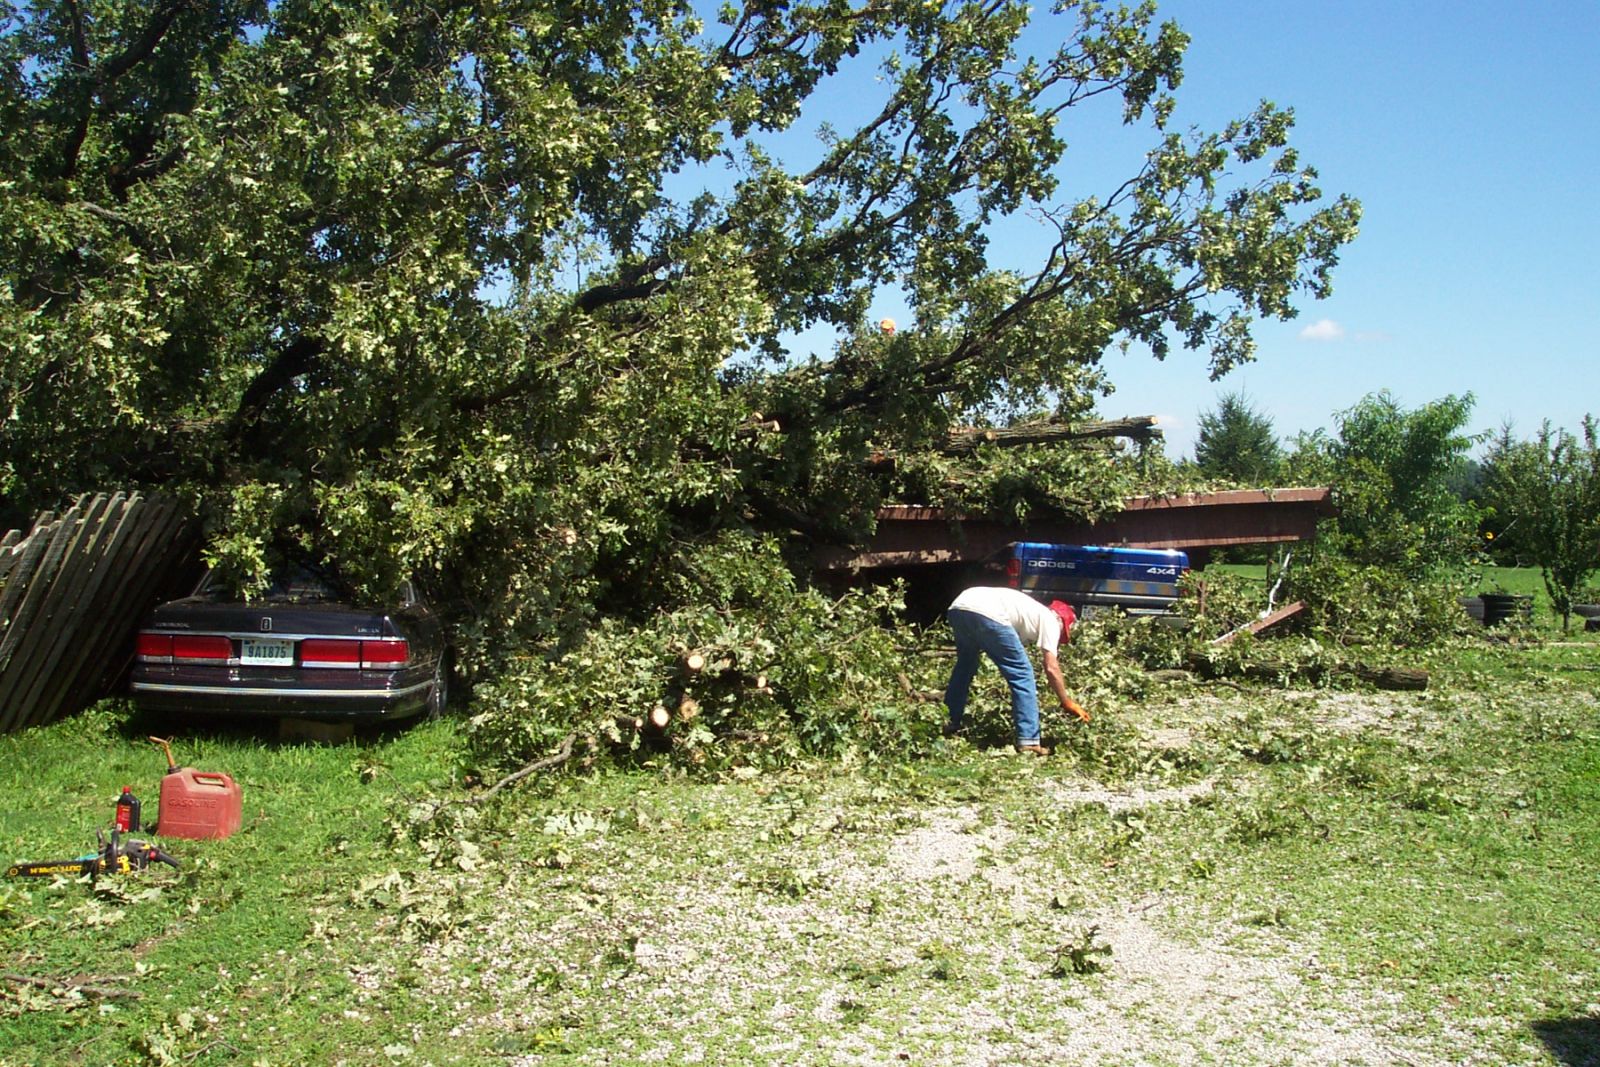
1014, 742, 1050, 756
941, 719, 964, 739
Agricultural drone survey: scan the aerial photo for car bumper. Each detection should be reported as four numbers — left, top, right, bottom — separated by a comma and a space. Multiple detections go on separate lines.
130, 665, 434, 720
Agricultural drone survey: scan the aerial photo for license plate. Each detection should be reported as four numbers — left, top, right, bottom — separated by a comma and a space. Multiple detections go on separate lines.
240, 638, 294, 666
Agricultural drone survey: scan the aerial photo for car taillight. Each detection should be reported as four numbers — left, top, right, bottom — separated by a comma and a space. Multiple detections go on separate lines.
1006, 558, 1021, 587
361, 639, 409, 668
171, 635, 232, 664
136, 632, 173, 663
300, 638, 361, 668
299, 638, 410, 669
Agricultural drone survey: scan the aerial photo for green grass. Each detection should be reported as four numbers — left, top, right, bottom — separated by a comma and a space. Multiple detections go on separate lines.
3, 637, 1600, 1064
1478, 564, 1567, 626
1477, 564, 1550, 600
0, 705, 471, 1066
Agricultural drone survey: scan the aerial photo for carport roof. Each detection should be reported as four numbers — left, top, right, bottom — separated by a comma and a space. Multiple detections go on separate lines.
817, 487, 1336, 571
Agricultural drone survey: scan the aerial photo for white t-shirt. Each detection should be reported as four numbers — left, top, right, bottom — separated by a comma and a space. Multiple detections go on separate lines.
948, 587, 1063, 653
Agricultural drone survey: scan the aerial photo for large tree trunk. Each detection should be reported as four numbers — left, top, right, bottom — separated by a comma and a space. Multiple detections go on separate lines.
941, 416, 1161, 454
1187, 653, 1428, 691
864, 416, 1162, 473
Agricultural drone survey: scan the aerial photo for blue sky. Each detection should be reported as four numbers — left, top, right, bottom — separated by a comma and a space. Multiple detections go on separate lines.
795, 1, 1599, 458
1016, 0, 1600, 459
700, 2, 1596, 459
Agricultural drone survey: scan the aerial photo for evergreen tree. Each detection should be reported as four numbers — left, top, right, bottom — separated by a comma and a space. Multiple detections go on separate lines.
1194, 391, 1282, 485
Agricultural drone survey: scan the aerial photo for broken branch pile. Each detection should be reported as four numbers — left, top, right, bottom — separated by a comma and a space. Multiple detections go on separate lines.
464, 540, 919, 776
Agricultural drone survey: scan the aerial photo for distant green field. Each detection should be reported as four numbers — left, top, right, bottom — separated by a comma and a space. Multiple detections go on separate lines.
1205, 563, 1569, 626
1476, 565, 1549, 602
1204, 562, 1271, 582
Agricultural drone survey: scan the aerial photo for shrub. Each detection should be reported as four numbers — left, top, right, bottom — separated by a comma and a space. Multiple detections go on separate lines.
464, 533, 925, 773
1287, 555, 1472, 648
1178, 569, 1269, 640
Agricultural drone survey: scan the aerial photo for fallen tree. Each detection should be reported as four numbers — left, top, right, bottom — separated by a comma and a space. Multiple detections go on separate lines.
2, 0, 1358, 684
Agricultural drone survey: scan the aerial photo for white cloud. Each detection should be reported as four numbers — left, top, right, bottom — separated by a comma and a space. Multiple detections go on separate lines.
1299, 318, 1346, 342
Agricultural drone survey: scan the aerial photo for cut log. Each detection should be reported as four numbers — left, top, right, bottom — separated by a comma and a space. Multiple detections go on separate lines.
1343, 664, 1429, 691
648, 704, 672, 730
734, 413, 782, 438
865, 450, 894, 472
677, 695, 701, 722
681, 651, 706, 674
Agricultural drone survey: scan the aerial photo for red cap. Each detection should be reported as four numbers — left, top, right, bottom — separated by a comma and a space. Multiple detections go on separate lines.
1049, 600, 1076, 641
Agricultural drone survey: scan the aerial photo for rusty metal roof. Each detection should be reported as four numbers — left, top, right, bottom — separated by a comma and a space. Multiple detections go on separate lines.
819, 487, 1336, 571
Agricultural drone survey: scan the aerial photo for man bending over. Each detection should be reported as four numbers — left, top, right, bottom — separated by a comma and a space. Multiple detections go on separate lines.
942, 586, 1089, 755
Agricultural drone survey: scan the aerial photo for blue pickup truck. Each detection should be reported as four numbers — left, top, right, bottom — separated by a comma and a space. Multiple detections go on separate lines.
998, 542, 1190, 615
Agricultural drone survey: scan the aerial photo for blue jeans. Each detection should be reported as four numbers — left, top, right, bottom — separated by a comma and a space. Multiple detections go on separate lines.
944, 609, 1041, 744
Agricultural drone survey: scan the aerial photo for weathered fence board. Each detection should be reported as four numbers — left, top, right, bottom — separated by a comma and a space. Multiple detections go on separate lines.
59, 497, 188, 721
2, 505, 83, 667
0, 525, 53, 652
11, 494, 130, 733
0, 494, 117, 734
0, 511, 77, 734
0, 494, 196, 734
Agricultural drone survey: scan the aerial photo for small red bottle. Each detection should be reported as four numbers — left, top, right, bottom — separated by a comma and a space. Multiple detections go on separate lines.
114, 786, 141, 833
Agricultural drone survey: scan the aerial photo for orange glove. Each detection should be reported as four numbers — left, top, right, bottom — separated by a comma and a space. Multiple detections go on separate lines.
1063, 696, 1091, 723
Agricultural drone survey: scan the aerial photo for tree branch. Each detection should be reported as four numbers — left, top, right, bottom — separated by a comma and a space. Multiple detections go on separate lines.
58, 0, 195, 181
71, 201, 154, 250
472, 733, 576, 803
3, 971, 142, 1001
96, 0, 194, 87
941, 417, 1162, 453
222, 336, 324, 448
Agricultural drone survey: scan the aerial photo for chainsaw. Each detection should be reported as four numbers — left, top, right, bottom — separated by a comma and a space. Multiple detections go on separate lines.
6, 829, 179, 881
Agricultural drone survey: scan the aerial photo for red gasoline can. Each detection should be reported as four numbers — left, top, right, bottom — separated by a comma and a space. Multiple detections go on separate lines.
156, 768, 242, 840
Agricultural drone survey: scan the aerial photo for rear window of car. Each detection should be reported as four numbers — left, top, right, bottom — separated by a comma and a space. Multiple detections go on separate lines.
194, 565, 346, 604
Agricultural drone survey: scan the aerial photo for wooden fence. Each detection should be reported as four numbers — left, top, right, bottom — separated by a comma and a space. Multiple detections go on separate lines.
0, 493, 197, 735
